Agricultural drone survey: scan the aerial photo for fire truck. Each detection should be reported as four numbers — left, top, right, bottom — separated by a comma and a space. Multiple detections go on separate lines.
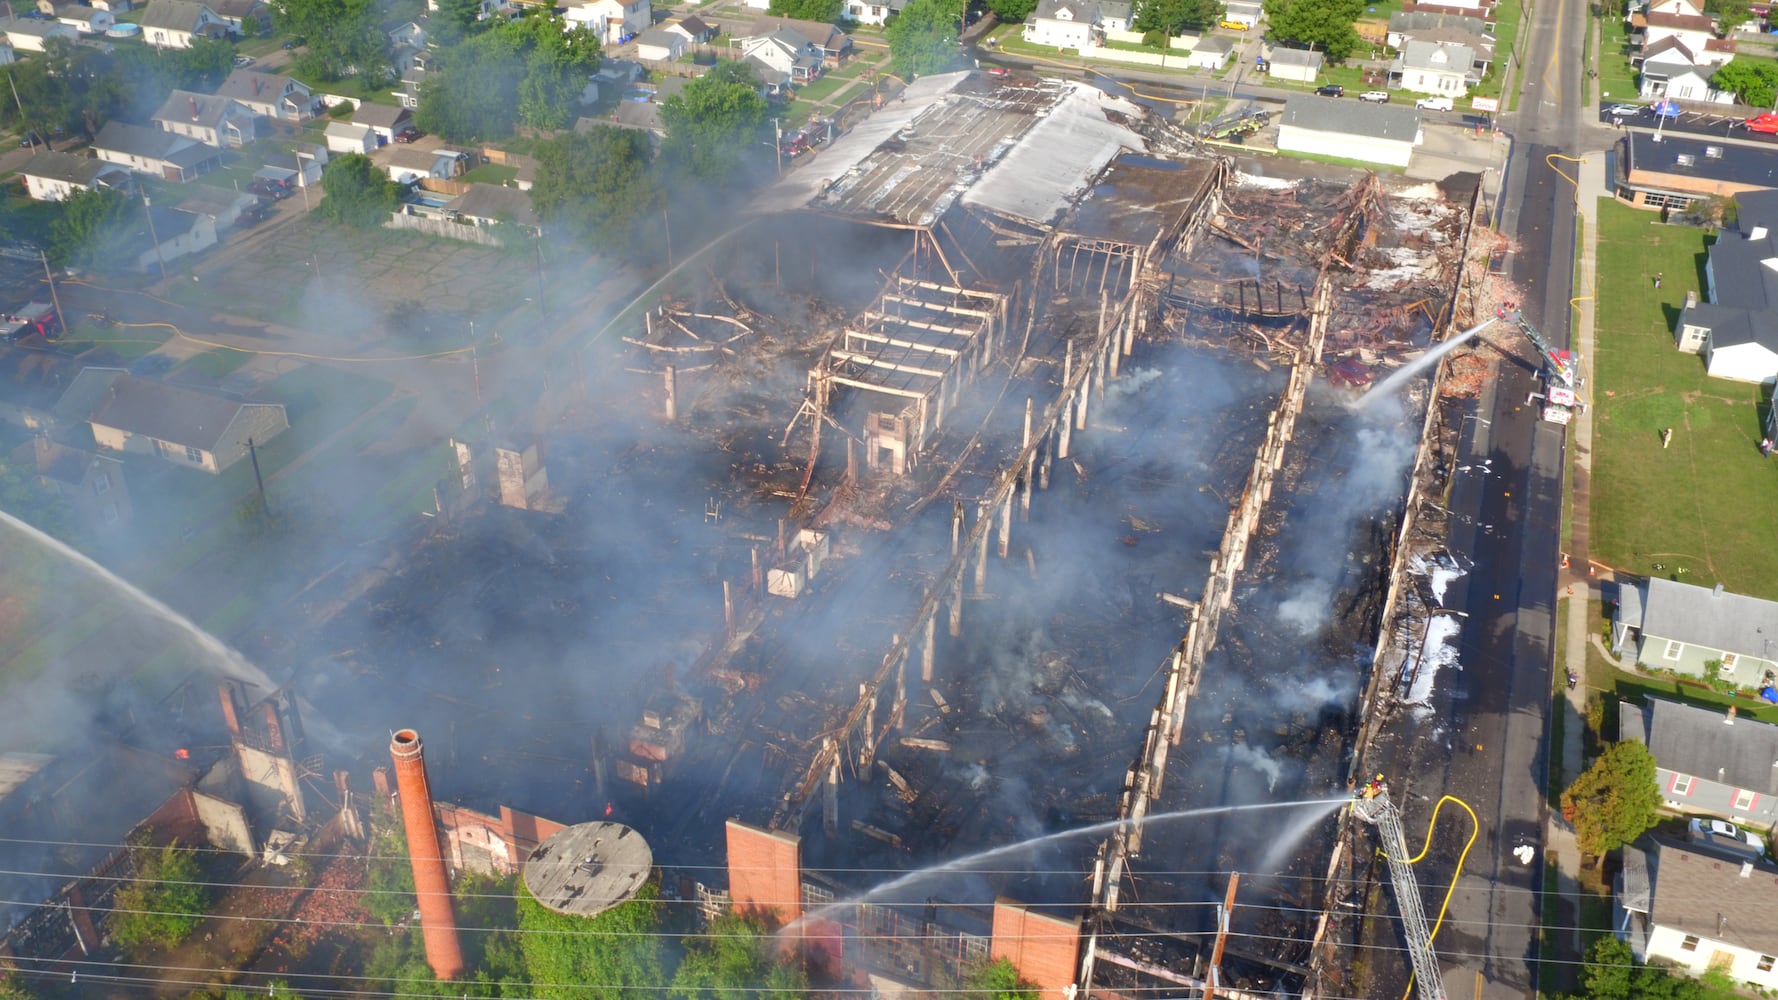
1, 302, 60, 342
1510, 311, 1585, 425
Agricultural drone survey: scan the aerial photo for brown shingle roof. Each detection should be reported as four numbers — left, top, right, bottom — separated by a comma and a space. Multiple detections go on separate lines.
89, 375, 265, 451
1650, 841, 1778, 953
1646, 10, 1716, 30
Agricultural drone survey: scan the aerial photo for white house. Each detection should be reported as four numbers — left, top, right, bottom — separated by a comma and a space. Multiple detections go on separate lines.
1276, 96, 1422, 167
384, 146, 467, 185
1186, 35, 1234, 69
1393, 39, 1475, 94
0, 16, 77, 51
127, 203, 217, 273
1618, 840, 1778, 992
1222, 0, 1261, 26
635, 26, 685, 61
138, 0, 228, 48
39, 3, 116, 34
844, 0, 902, 23
1639, 38, 1734, 101
739, 30, 823, 83
88, 376, 286, 473
1673, 190, 1778, 383
92, 120, 223, 181
351, 102, 411, 143
20, 151, 132, 201
213, 69, 317, 122
664, 14, 713, 41
1266, 46, 1323, 82
208, 0, 268, 31
1023, 0, 1131, 49
323, 120, 376, 155
152, 90, 255, 148
563, 0, 649, 46
1641, 9, 1719, 58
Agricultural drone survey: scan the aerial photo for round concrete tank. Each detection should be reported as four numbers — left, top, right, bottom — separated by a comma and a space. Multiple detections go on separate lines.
523, 821, 654, 918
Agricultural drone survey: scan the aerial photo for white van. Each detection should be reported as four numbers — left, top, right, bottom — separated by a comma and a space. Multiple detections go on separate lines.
1415, 96, 1454, 111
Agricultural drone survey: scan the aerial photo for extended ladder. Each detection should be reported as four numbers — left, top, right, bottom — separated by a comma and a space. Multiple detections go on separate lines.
1352, 790, 1449, 1000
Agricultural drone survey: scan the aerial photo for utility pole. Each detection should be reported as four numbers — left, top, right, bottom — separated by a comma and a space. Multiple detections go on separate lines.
296, 152, 310, 212
662, 207, 672, 267
141, 192, 167, 281
247, 437, 270, 518
774, 117, 783, 176
8, 71, 31, 152
534, 231, 546, 318
469, 320, 481, 404
38, 249, 64, 337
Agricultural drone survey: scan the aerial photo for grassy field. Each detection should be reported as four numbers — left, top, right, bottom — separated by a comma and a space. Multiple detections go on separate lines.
1599, 14, 1638, 102
791, 72, 853, 103
1588, 199, 1778, 598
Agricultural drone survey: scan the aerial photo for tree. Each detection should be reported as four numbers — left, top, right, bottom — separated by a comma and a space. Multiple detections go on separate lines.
109, 841, 209, 954
1261, 0, 1364, 62
669, 913, 808, 1000
364, 808, 417, 927
0, 452, 75, 541
886, 0, 967, 79
320, 153, 403, 228
769, 0, 845, 20
274, 0, 388, 81
1560, 740, 1662, 857
1704, 0, 1752, 34
531, 127, 660, 246
432, 0, 490, 43
415, 12, 601, 141
517, 882, 663, 1000
46, 187, 134, 273
1569, 937, 1717, 1000
983, 0, 1039, 22
1711, 58, 1778, 108
964, 959, 1038, 1000
1132, 0, 1224, 39
660, 60, 769, 182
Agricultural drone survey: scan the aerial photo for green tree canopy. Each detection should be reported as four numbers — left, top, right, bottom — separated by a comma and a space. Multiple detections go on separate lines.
886, 0, 967, 79
414, 12, 601, 141
965, 959, 1039, 1000
531, 126, 660, 246
1132, 0, 1225, 39
1261, 0, 1364, 62
1568, 937, 1721, 1000
0, 452, 75, 541
660, 60, 770, 182
319, 153, 403, 228
46, 187, 134, 273
275, 0, 390, 81
669, 913, 809, 1000
1560, 740, 1662, 857
1712, 59, 1778, 109
982, 0, 1039, 22
364, 809, 417, 927
109, 841, 209, 954
769, 0, 845, 20
517, 882, 663, 1000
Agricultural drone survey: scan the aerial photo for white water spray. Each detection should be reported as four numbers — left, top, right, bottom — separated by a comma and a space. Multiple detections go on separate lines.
1352, 319, 1495, 410
782, 797, 1350, 935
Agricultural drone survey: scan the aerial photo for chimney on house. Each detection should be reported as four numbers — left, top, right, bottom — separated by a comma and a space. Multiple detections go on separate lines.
389, 729, 464, 980
189, 95, 199, 121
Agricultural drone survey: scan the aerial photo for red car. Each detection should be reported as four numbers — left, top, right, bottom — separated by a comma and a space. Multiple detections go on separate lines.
1745, 113, 1778, 133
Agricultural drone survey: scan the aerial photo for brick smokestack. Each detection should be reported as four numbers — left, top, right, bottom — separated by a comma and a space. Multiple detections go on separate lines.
389, 729, 464, 980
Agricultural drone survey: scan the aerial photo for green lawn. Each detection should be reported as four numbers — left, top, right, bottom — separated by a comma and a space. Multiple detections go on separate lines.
177, 348, 253, 378
1588, 199, 1778, 597
1271, 147, 1406, 173
1598, 13, 1638, 103
792, 72, 852, 103
1483, 0, 1525, 106
460, 162, 519, 185
834, 82, 872, 107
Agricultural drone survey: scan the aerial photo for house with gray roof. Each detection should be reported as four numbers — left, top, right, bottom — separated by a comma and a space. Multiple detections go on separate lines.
1620, 697, 1778, 824
1264, 46, 1323, 82
738, 29, 823, 84
743, 16, 852, 64
1613, 576, 1778, 684
0, 15, 77, 50
1022, 0, 1130, 49
137, 0, 227, 48
92, 120, 223, 181
1617, 838, 1778, 990
1386, 10, 1489, 47
19, 151, 132, 201
1186, 34, 1234, 69
444, 183, 540, 235
1392, 39, 1476, 95
1673, 190, 1778, 382
214, 69, 316, 122
88, 375, 287, 473
1275, 96, 1422, 167
634, 26, 686, 61
151, 89, 255, 148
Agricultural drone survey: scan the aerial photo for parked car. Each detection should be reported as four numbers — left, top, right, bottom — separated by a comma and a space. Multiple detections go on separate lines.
233, 54, 254, 66
1315, 85, 1344, 97
1359, 91, 1389, 103
394, 124, 424, 143
17, 130, 40, 148
1218, 18, 1250, 29
1415, 96, 1454, 111
1744, 112, 1778, 133
1604, 103, 1643, 118
1690, 817, 1767, 855
248, 178, 292, 200
984, 65, 1010, 76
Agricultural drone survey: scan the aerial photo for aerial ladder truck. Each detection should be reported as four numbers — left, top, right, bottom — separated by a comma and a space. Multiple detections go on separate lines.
1506, 311, 1587, 425
1351, 786, 1449, 1000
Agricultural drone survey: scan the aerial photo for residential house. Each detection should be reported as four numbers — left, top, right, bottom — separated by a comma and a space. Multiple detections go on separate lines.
1618, 839, 1778, 990
0, 345, 83, 431
20, 151, 132, 201
0, 16, 77, 51
1022, 0, 1130, 49
1265, 46, 1323, 82
1222, 0, 1261, 26
635, 27, 686, 61
14, 438, 129, 531
1276, 96, 1422, 167
746, 17, 852, 65
1385, 9, 1488, 47
0, 44, 17, 64
138, 0, 228, 48
843, 0, 902, 24
384, 146, 467, 185
88, 376, 287, 473
50, 366, 125, 426
36, 2, 116, 34
207, 0, 264, 31
1670, 190, 1778, 380
664, 13, 713, 41
174, 184, 261, 230
1393, 39, 1476, 94
1614, 132, 1778, 212
1186, 35, 1234, 69
1620, 697, 1778, 825
323, 120, 376, 155
563, 0, 650, 46
86, 0, 130, 10
213, 69, 316, 122
92, 120, 223, 181
739, 30, 823, 84
152, 90, 255, 148
1614, 574, 1778, 679
351, 102, 411, 143
444, 183, 540, 236
125, 203, 218, 273
1639, 37, 1735, 101
1638, 9, 1720, 59
388, 20, 427, 74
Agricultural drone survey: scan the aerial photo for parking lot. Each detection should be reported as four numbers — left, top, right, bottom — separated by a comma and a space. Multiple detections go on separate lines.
1600, 103, 1778, 143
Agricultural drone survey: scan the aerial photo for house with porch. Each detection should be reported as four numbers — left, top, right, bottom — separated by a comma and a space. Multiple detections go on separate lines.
152, 90, 256, 148
88, 376, 287, 473
744, 16, 852, 64
843, 0, 902, 24
1613, 574, 1778, 681
1636, 8, 1722, 61
563, 0, 650, 46
1639, 37, 1735, 101
20, 151, 132, 201
739, 30, 824, 84
1670, 190, 1778, 381
92, 120, 223, 181
39, 3, 116, 34
1392, 39, 1476, 94
209, 0, 268, 31
1618, 839, 1778, 990
1620, 697, 1778, 825
213, 69, 316, 122
125, 203, 218, 274
1022, 0, 1131, 49
138, 0, 228, 48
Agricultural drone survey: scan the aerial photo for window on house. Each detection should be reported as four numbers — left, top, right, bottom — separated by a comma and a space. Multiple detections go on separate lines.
102, 503, 118, 525
93, 472, 110, 495
1736, 788, 1757, 810
184, 445, 202, 463
1673, 773, 1695, 795
1682, 935, 1701, 952
1723, 653, 1739, 669
1665, 639, 1683, 659
1760, 955, 1775, 972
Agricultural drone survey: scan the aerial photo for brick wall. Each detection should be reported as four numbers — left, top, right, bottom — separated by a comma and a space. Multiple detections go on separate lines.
725, 819, 801, 925
991, 899, 1080, 1000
